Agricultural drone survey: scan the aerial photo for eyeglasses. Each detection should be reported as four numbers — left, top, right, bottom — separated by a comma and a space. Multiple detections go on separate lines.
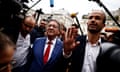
47, 24, 59, 29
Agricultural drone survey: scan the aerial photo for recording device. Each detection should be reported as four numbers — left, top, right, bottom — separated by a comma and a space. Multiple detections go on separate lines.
20, 0, 29, 3
0, 0, 22, 28
50, 0, 54, 7
88, 0, 100, 2
0, 0, 30, 35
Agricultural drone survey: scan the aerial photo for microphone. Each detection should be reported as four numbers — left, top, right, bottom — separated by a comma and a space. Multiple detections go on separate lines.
88, 0, 100, 2
70, 12, 78, 18
50, 0, 54, 7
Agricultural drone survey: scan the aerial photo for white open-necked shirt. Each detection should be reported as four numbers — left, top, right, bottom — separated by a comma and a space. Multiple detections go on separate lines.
82, 36, 102, 72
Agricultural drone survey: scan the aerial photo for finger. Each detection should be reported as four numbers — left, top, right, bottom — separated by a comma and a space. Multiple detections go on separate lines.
67, 27, 73, 39
70, 28, 76, 41
67, 28, 71, 38
69, 27, 73, 38
61, 30, 66, 41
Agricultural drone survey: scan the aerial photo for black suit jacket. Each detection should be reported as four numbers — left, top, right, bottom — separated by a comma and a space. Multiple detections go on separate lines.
96, 42, 120, 72
65, 35, 107, 72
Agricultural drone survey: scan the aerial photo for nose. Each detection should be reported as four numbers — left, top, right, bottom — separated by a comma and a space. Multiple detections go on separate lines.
49, 26, 54, 29
91, 18, 95, 23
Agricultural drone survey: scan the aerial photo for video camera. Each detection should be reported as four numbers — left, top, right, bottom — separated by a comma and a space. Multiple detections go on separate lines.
0, 0, 30, 34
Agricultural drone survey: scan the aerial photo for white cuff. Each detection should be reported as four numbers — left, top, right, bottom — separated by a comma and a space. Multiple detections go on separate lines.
63, 49, 72, 58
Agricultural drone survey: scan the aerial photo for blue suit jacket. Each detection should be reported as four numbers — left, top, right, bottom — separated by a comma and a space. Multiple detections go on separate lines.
29, 37, 63, 72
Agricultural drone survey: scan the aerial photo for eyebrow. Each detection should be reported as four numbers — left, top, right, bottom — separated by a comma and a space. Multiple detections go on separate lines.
23, 23, 33, 28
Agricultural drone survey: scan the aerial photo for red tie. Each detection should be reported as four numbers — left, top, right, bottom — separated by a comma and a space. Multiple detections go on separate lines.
43, 41, 52, 64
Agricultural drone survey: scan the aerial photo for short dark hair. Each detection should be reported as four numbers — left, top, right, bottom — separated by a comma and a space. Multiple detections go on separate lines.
40, 19, 48, 22
71, 24, 79, 28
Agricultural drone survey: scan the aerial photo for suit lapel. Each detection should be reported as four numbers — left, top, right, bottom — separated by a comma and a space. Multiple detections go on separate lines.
71, 35, 87, 72
34, 38, 46, 65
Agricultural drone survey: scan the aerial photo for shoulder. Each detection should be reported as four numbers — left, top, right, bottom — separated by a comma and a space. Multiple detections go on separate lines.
76, 35, 86, 41
56, 38, 63, 44
97, 42, 120, 72
100, 42, 120, 55
101, 37, 108, 43
34, 37, 46, 43
100, 42, 120, 63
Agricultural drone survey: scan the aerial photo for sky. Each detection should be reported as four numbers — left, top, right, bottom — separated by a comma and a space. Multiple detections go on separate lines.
26, 0, 120, 20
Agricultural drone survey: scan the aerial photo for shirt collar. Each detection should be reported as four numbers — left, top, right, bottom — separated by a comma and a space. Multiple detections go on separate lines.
46, 37, 57, 45
86, 36, 102, 45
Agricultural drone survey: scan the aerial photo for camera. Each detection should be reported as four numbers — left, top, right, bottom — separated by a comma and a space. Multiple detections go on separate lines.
0, 0, 30, 34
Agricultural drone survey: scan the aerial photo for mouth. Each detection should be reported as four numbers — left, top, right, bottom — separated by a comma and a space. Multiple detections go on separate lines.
89, 24, 97, 27
48, 30, 54, 32
88, 24, 98, 30
47, 30, 55, 34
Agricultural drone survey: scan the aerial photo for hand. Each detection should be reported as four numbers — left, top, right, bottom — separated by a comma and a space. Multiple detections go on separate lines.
62, 27, 80, 55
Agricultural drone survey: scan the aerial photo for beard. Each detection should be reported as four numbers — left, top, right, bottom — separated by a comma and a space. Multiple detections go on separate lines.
88, 27, 102, 34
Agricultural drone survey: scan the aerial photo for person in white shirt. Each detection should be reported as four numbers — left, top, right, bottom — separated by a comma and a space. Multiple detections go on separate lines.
11, 15, 36, 72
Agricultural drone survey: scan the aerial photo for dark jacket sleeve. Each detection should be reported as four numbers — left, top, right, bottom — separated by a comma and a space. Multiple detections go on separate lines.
97, 42, 120, 72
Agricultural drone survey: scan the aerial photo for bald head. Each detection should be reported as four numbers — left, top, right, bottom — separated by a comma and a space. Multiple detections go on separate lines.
88, 10, 106, 23
21, 16, 36, 36
87, 10, 106, 33
24, 16, 36, 25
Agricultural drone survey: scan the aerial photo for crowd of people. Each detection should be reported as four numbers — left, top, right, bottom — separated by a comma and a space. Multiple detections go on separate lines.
0, 5, 120, 72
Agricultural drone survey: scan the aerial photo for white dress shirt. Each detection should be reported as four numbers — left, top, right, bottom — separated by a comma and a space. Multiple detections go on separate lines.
81, 38, 101, 72
12, 32, 31, 68
43, 38, 57, 61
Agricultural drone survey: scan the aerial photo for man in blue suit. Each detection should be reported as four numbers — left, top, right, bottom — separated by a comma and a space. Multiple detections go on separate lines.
29, 19, 64, 72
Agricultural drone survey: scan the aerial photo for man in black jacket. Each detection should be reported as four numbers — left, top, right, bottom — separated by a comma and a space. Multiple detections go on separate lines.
97, 30, 120, 72
62, 10, 107, 72
62, 9, 120, 72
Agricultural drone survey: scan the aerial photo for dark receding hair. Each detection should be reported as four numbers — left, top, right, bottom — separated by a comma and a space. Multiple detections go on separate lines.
0, 32, 15, 50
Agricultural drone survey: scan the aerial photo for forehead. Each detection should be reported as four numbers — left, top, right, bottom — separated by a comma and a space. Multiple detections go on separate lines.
24, 17, 35, 25
0, 46, 14, 63
48, 20, 58, 25
88, 10, 105, 18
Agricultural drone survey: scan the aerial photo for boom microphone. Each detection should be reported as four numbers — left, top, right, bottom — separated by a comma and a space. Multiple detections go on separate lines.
50, 0, 54, 7
88, 0, 100, 1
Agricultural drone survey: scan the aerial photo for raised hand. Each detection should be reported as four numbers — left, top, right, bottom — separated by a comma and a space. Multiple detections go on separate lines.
62, 27, 80, 55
